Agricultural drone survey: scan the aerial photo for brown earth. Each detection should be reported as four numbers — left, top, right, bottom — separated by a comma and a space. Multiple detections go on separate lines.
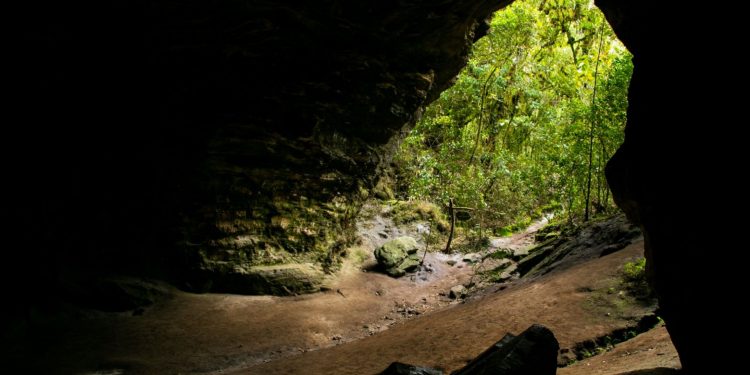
20, 214, 680, 375
560, 326, 680, 375
237, 241, 668, 375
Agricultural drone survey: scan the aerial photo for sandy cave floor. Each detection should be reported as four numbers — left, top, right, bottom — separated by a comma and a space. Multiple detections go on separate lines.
17, 220, 680, 375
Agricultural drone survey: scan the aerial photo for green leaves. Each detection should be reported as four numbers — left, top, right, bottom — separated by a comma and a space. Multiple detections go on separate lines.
395, 0, 632, 227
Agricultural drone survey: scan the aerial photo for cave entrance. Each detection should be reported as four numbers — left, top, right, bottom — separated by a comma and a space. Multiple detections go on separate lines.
394, 0, 632, 233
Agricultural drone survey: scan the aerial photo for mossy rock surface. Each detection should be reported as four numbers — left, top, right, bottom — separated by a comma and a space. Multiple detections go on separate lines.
374, 236, 419, 268
374, 236, 421, 277
386, 253, 421, 277
389, 200, 450, 232
195, 262, 325, 295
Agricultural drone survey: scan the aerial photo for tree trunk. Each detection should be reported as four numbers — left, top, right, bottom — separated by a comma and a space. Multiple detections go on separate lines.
584, 21, 606, 222
444, 198, 456, 253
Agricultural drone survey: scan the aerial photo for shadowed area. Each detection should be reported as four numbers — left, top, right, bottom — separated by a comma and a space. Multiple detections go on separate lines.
5, 0, 743, 373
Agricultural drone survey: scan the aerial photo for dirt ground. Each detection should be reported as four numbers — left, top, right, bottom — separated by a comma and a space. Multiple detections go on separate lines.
559, 326, 680, 375
236, 241, 670, 375
24, 242, 677, 374
17, 215, 680, 375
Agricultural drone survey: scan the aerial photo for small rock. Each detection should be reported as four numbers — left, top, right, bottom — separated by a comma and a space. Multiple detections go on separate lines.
446, 260, 457, 266
379, 232, 389, 239
463, 253, 481, 263
449, 285, 467, 299
332, 335, 342, 341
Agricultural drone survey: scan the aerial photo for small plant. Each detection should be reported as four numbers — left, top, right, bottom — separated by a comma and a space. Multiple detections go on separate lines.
623, 257, 646, 282
621, 257, 652, 299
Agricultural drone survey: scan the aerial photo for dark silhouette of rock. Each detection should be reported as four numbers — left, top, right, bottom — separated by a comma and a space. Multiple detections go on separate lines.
451, 324, 559, 375
377, 325, 558, 375
597, 0, 738, 371
380, 362, 443, 375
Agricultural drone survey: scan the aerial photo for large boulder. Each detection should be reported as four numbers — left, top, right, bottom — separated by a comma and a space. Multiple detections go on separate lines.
374, 236, 421, 277
452, 324, 559, 375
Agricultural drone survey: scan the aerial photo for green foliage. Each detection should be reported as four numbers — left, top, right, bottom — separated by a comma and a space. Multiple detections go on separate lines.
622, 257, 651, 298
395, 0, 633, 231
622, 257, 646, 282
389, 200, 450, 233
347, 245, 371, 265
487, 249, 512, 260
496, 227, 513, 237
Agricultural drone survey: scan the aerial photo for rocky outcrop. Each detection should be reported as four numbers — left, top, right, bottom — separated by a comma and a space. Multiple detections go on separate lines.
516, 214, 641, 278
476, 214, 640, 284
375, 236, 422, 277
187, 263, 325, 295
10, 0, 512, 298
156, 0, 514, 289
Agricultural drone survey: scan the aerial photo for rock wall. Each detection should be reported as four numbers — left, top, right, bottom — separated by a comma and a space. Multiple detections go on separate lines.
9, 0, 510, 296
598, 0, 740, 372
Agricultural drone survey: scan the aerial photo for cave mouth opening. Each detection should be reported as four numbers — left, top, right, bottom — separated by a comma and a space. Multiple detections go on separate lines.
8, 0, 723, 372
393, 0, 632, 233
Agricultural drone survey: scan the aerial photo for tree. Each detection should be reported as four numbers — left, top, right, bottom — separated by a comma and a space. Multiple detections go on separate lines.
395, 0, 632, 230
